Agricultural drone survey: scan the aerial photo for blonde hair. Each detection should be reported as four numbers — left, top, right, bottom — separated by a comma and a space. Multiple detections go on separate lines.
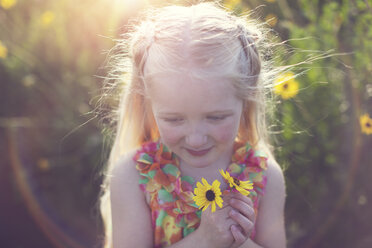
99, 2, 279, 247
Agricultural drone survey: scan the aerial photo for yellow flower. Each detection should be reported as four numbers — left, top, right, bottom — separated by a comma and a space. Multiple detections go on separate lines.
37, 158, 50, 171
360, 114, 372, 135
0, 0, 17, 9
265, 0, 276, 2
265, 13, 278, 27
274, 72, 299, 99
22, 74, 36, 87
0, 40, 7, 59
193, 178, 223, 212
220, 170, 253, 196
41, 11, 55, 27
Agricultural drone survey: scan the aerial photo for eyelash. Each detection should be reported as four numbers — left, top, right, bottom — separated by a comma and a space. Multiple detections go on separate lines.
163, 116, 227, 123
207, 116, 226, 121
164, 118, 184, 123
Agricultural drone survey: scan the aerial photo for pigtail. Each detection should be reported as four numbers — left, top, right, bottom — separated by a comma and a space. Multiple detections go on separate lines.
99, 19, 159, 248
233, 20, 264, 149
230, 11, 281, 154
236, 22, 261, 84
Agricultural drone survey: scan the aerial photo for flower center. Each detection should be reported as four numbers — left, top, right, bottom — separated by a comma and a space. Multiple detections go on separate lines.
206, 190, 216, 201
233, 177, 240, 186
367, 122, 371, 128
283, 83, 289, 89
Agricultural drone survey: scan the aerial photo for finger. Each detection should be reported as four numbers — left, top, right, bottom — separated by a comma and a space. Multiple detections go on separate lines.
212, 205, 235, 222
229, 209, 254, 237
229, 198, 255, 222
230, 192, 254, 207
217, 203, 232, 214
231, 224, 246, 245
221, 194, 234, 208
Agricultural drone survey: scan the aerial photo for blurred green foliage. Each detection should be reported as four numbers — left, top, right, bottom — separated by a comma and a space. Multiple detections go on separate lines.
1, 0, 372, 248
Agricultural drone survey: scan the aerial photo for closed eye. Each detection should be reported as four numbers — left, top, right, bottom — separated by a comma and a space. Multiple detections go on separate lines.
163, 118, 184, 123
207, 116, 227, 121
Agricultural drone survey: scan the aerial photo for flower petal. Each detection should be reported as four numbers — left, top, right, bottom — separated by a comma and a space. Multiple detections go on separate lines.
211, 202, 216, 212
201, 178, 210, 187
216, 198, 223, 208
212, 179, 221, 189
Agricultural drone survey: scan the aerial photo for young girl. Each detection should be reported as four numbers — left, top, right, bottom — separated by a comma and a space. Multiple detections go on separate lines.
99, 2, 286, 248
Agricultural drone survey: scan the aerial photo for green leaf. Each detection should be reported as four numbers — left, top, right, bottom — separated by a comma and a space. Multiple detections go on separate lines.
139, 178, 149, 184
196, 210, 202, 218
254, 150, 267, 158
156, 210, 167, 226
181, 176, 195, 185
158, 188, 174, 202
177, 216, 186, 227
183, 227, 195, 237
137, 153, 153, 164
148, 170, 156, 179
162, 164, 179, 177
230, 163, 242, 174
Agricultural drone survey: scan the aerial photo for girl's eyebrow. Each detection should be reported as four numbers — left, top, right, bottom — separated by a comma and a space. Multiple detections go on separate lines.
205, 110, 235, 114
156, 112, 182, 116
157, 109, 235, 116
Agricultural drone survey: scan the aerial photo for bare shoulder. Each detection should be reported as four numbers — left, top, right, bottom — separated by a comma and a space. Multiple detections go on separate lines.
254, 156, 287, 247
257, 144, 286, 196
110, 150, 139, 188
260, 156, 286, 212
110, 149, 153, 248
265, 157, 286, 196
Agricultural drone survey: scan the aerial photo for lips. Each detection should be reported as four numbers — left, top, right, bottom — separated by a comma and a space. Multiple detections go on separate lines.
185, 147, 212, 156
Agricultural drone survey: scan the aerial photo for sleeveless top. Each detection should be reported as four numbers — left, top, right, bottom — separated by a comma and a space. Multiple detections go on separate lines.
134, 141, 268, 248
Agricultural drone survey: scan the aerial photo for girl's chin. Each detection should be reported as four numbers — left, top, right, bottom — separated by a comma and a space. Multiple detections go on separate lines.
181, 153, 216, 168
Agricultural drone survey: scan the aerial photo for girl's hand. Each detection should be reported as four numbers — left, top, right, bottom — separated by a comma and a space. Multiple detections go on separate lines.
196, 195, 238, 248
228, 192, 256, 247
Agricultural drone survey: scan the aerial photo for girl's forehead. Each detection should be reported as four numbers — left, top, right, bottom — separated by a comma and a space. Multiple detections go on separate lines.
147, 73, 235, 96
147, 74, 241, 112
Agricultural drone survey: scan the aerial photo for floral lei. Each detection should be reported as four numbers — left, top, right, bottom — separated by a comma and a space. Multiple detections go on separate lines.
134, 140, 268, 242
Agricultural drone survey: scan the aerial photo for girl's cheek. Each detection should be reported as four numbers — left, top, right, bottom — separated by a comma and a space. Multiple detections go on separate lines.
212, 121, 239, 142
158, 126, 184, 145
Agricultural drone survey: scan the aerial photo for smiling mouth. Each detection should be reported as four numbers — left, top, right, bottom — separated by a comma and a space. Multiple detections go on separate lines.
186, 147, 212, 156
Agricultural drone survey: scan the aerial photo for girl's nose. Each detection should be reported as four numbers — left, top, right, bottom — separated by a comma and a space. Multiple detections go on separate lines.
185, 129, 207, 149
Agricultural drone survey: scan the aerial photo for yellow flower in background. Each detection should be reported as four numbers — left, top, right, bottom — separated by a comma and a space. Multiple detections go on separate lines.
41, 11, 55, 27
224, 0, 241, 11
37, 158, 50, 171
360, 114, 372, 135
0, 41, 8, 59
0, 0, 17, 9
22, 74, 36, 87
220, 170, 253, 196
265, 13, 278, 27
265, 0, 276, 2
274, 72, 299, 99
193, 178, 223, 212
